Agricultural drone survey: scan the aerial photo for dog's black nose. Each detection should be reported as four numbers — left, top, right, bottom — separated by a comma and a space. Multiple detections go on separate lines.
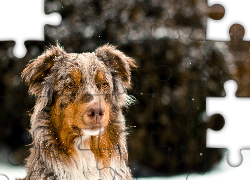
86, 104, 105, 123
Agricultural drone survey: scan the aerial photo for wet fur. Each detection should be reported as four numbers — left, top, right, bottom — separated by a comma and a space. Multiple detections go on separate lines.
20, 44, 136, 180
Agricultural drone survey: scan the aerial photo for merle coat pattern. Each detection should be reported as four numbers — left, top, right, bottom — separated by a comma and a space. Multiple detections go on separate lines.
20, 44, 136, 180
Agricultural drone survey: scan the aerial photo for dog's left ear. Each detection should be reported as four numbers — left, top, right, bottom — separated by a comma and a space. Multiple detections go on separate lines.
21, 44, 64, 96
95, 44, 136, 89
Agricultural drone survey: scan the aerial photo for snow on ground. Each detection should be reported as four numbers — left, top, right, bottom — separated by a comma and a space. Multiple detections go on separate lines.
1, 149, 250, 180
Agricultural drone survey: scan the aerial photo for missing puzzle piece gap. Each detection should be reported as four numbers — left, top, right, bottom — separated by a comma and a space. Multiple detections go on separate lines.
206, 80, 250, 167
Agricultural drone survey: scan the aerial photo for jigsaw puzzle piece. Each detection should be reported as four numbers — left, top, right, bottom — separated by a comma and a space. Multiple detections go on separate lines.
76, 130, 129, 179
187, 149, 250, 180
71, 91, 132, 179
123, 0, 171, 41
129, 145, 170, 178
227, 24, 250, 97
10, 96, 31, 117
206, 79, 250, 167
207, 0, 250, 41
0, 94, 31, 159
0, 146, 26, 180
207, 4, 225, 21
0, 0, 61, 58
149, 0, 210, 41
130, 145, 207, 177
131, 33, 207, 95
128, 75, 224, 175
95, 146, 131, 179
127, 83, 226, 175
204, 23, 250, 97
45, 1, 127, 47
129, 101, 208, 176
0, 174, 9, 180
126, 41, 171, 95
7, 149, 25, 167
150, 27, 210, 96
181, 146, 208, 172
98, 166, 117, 180
149, 38, 225, 118
123, 0, 208, 41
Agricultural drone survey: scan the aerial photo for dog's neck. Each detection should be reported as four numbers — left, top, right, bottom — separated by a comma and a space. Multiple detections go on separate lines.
72, 137, 102, 179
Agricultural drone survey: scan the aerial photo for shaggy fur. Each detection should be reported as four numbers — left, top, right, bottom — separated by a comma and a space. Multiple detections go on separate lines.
20, 44, 136, 180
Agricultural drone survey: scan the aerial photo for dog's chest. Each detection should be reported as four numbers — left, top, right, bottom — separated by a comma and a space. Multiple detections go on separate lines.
74, 139, 101, 180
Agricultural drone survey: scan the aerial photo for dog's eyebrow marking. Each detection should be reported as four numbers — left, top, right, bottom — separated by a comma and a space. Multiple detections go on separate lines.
69, 69, 82, 82
21, 44, 135, 180
96, 71, 105, 82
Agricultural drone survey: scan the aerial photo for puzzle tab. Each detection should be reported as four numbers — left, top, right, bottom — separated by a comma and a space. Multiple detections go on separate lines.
0, 0, 61, 58
0, 174, 9, 180
206, 80, 250, 167
207, 0, 250, 41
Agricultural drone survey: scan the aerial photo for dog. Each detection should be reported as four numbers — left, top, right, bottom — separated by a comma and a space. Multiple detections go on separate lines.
20, 44, 136, 180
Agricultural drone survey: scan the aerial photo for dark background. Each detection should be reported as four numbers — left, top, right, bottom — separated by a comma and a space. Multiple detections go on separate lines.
0, 0, 249, 178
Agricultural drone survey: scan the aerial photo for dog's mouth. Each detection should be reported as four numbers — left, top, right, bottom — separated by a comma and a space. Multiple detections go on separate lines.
82, 126, 104, 136
71, 124, 103, 136
86, 125, 102, 130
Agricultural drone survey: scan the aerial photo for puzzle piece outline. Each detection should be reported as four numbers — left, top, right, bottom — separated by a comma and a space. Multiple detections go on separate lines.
0, 0, 250, 179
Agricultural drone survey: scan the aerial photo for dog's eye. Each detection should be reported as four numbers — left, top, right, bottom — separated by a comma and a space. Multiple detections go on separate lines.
101, 82, 108, 89
67, 83, 75, 89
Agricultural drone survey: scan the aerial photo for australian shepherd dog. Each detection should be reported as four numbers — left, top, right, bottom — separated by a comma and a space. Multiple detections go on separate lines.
20, 44, 136, 180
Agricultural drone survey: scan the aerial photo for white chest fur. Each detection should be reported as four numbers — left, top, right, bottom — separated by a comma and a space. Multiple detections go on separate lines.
72, 137, 101, 180
55, 137, 126, 180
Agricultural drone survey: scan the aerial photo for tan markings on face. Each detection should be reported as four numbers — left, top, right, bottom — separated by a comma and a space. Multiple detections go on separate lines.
50, 99, 82, 155
95, 71, 109, 90
51, 92, 110, 156
96, 71, 104, 82
65, 69, 82, 90
84, 122, 120, 166
64, 98, 110, 129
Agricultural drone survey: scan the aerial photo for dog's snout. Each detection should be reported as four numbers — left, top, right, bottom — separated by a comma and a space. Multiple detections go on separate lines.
81, 92, 94, 102
86, 104, 105, 123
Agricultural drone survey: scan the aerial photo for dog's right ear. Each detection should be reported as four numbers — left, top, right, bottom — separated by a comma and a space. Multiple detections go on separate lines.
21, 45, 64, 96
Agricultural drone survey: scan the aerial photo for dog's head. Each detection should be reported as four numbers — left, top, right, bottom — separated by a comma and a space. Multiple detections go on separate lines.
22, 44, 136, 146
